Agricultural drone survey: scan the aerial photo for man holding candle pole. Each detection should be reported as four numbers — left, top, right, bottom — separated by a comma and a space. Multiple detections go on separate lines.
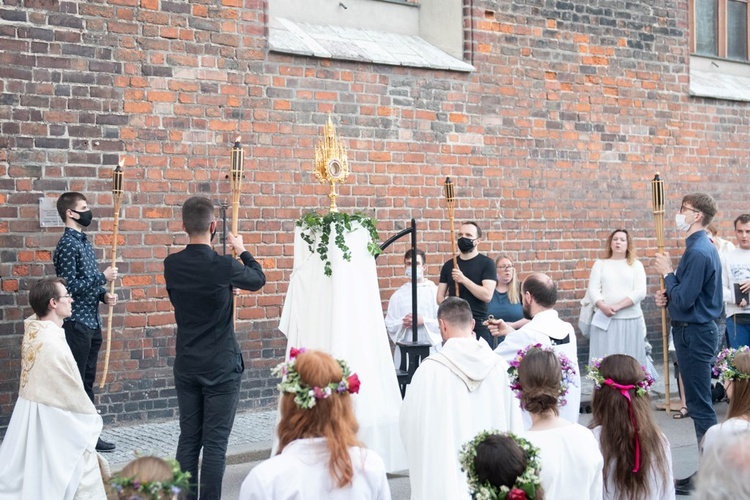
437, 221, 497, 346
164, 196, 266, 500
654, 192, 722, 495
53, 191, 118, 453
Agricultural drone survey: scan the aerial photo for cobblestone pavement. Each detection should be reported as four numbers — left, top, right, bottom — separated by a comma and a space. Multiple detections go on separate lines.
101, 408, 278, 470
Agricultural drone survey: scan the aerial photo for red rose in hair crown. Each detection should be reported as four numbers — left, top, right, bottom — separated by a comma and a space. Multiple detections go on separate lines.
347, 374, 361, 394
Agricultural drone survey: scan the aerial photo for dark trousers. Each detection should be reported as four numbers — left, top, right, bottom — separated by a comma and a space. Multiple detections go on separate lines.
672, 321, 719, 445
174, 371, 241, 500
474, 323, 493, 347
63, 320, 102, 403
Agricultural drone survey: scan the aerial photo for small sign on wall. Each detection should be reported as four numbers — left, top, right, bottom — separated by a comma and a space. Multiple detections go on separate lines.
39, 197, 64, 228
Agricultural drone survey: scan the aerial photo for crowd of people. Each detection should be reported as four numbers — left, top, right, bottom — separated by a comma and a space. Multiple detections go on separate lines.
1, 190, 749, 499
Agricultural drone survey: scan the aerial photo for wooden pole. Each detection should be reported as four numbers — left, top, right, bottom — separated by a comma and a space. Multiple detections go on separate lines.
99, 158, 124, 389
651, 173, 671, 415
444, 177, 459, 297
230, 137, 245, 326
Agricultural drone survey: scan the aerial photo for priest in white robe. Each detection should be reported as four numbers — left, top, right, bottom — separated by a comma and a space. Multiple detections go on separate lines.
400, 297, 523, 500
491, 273, 581, 425
384, 248, 441, 368
0, 277, 106, 500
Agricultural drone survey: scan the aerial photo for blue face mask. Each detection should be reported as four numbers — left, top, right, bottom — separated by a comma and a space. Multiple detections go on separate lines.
405, 267, 424, 280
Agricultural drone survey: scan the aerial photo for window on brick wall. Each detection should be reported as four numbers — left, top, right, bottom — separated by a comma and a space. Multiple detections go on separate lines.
268, 0, 473, 72
694, 0, 749, 61
690, 0, 750, 101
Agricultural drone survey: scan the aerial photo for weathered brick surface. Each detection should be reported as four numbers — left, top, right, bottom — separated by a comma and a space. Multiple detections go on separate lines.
1, 0, 749, 431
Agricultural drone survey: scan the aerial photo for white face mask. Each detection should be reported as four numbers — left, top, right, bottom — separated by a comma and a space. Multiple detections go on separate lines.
675, 213, 692, 232
405, 267, 424, 280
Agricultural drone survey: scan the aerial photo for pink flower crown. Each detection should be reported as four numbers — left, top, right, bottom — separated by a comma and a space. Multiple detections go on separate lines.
272, 347, 361, 409
586, 357, 654, 397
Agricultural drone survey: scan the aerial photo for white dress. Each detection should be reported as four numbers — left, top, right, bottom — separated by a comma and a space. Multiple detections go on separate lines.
494, 310, 581, 426
586, 259, 648, 365
400, 337, 524, 500
239, 438, 391, 500
278, 224, 406, 471
592, 426, 675, 500
702, 418, 750, 455
384, 280, 441, 368
523, 423, 604, 500
0, 317, 106, 500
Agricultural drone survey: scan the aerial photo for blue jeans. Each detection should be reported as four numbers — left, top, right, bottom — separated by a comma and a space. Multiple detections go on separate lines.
175, 371, 241, 500
726, 316, 750, 348
672, 321, 719, 445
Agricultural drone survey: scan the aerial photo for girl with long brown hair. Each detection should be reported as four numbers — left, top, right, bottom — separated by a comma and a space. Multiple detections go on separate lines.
239, 348, 390, 499
589, 354, 673, 499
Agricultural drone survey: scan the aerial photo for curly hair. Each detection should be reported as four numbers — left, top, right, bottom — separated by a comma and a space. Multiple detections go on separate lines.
518, 348, 561, 416
276, 350, 362, 488
590, 355, 670, 500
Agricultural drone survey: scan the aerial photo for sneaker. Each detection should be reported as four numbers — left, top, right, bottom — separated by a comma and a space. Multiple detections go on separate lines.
96, 438, 116, 452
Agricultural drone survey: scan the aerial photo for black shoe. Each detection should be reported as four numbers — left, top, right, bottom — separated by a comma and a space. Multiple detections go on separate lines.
96, 438, 116, 452
675, 473, 695, 495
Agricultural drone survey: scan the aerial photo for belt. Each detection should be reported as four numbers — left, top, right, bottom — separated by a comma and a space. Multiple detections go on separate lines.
671, 320, 714, 328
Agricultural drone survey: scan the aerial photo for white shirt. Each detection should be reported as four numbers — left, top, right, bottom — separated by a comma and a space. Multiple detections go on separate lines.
587, 259, 647, 319
239, 438, 391, 500
592, 426, 675, 500
702, 418, 750, 456
524, 423, 603, 500
384, 280, 441, 367
400, 337, 524, 500
494, 309, 581, 425
722, 248, 750, 318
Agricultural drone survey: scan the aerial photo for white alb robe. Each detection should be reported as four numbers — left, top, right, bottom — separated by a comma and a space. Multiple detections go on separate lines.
494, 309, 581, 425
0, 316, 106, 500
239, 438, 391, 500
400, 336, 524, 500
279, 224, 406, 471
384, 280, 441, 368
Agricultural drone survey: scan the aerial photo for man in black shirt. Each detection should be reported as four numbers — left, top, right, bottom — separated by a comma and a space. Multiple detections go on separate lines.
164, 196, 265, 500
438, 221, 497, 345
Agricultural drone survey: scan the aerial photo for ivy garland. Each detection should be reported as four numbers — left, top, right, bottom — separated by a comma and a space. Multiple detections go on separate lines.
296, 211, 382, 276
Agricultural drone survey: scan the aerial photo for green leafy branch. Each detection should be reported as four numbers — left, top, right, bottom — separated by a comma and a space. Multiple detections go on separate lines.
296, 211, 382, 276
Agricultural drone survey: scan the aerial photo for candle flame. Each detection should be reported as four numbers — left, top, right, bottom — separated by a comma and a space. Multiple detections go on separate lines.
235, 136, 241, 144
118, 157, 125, 168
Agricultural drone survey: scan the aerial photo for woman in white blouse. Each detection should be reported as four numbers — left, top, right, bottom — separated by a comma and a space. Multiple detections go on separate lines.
586, 229, 648, 366
239, 349, 391, 500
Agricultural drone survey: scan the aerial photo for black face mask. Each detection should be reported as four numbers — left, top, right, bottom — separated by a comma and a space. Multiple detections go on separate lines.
457, 237, 475, 253
71, 209, 93, 227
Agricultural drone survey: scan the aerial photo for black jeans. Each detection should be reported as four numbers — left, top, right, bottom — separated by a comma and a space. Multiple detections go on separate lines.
63, 320, 102, 403
174, 371, 241, 500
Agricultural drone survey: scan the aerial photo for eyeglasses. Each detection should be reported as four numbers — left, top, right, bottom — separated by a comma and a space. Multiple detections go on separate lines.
56, 294, 72, 300
680, 205, 700, 214
497, 265, 514, 271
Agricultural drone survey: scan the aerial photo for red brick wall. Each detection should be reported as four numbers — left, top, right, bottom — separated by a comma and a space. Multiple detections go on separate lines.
1, 0, 748, 430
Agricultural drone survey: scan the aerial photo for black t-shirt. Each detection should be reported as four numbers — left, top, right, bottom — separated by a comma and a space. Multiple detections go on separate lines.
439, 253, 497, 324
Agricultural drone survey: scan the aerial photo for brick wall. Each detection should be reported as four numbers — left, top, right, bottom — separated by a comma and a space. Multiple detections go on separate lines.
1, 0, 749, 431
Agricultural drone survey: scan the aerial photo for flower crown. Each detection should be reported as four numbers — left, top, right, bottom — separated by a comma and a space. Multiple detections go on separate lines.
273, 347, 361, 409
507, 344, 577, 407
109, 458, 190, 500
460, 430, 542, 500
713, 346, 750, 382
586, 357, 654, 397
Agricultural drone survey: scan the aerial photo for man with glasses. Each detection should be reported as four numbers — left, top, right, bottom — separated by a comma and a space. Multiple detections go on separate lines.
654, 193, 722, 495
0, 277, 107, 498
164, 196, 265, 500
437, 221, 497, 345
